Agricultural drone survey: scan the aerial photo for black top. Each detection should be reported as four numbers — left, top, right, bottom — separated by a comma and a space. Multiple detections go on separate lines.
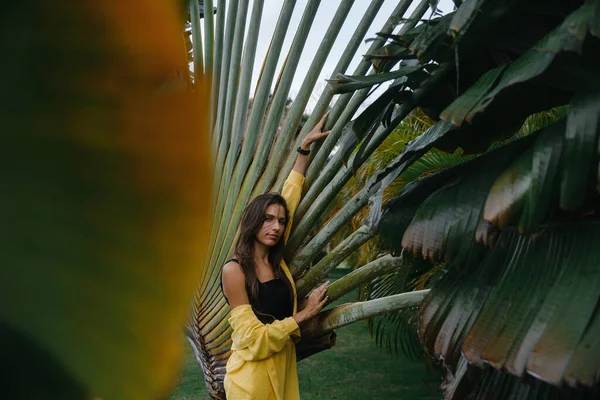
221, 259, 293, 323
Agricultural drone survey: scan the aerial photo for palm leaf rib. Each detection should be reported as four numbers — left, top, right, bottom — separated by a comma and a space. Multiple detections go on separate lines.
189, 0, 204, 78
201, 0, 321, 311
214, 0, 251, 188
253, 0, 357, 196
203, 0, 297, 302
211, 0, 239, 160
210, 0, 226, 141
300, 0, 432, 198
272, 0, 387, 192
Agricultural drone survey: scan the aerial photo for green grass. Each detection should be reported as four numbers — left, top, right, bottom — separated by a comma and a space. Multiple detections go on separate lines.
171, 271, 442, 399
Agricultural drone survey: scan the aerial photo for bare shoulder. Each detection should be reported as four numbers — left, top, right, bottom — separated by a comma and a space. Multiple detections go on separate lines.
222, 260, 244, 282
222, 260, 250, 307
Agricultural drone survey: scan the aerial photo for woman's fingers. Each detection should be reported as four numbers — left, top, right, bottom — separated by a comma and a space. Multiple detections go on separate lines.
318, 130, 330, 139
309, 282, 329, 304
316, 112, 329, 128
320, 282, 329, 299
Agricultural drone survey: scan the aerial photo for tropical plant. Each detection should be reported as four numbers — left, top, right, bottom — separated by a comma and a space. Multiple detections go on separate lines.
358, 108, 567, 360
187, 0, 600, 399
186, 0, 439, 398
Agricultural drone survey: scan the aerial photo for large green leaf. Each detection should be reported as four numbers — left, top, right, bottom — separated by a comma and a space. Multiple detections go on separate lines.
444, 360, 596, 400
559, 91, 600, 210
439, 66, 505, 127
420, 223, 600, 389
518, 122, 564, 232
467, 2, 595, 120
408, 13, 453, 61
381, 132, 535, 263
385, 116, 600, 390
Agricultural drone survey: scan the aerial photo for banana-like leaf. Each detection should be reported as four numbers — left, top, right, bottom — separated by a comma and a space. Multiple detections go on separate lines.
443, 356, 597, 400
467, 2, 595, 121
409, 13, 453, 61
2, 1, 211, 399
421, 223, 600, 389
559, 91, 600, 210
384, 121, 600, 389
384, 132, 535, 263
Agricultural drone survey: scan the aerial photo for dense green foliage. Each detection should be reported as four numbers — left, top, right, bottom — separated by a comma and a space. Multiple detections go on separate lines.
353, 1, 600, 399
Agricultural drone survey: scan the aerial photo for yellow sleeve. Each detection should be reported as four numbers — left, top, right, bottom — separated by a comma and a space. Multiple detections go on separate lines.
281, 170, 304, 243
229, 304, 301, 361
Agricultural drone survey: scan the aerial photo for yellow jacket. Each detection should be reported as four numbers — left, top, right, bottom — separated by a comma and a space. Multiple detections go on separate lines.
224, 170, 304, 400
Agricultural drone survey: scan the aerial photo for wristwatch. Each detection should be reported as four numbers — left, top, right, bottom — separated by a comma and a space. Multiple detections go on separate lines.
296, 146, 310, 155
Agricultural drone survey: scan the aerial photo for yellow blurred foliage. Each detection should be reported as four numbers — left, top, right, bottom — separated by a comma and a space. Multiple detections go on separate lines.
1, 1, 211, 399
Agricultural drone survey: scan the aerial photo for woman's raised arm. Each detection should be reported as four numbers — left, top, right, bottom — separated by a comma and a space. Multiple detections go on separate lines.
282, 113, 330, 243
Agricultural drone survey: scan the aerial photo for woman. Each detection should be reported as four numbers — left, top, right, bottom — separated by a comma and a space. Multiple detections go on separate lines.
221, 114, 330, 400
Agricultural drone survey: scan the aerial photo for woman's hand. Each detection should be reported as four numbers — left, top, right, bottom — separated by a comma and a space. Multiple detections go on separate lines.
293, 281, 329, 325
292, 113, 331, 176
300, 113, 330, 150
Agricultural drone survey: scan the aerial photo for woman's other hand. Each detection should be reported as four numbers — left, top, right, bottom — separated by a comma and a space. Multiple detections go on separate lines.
293, 281, 329, 324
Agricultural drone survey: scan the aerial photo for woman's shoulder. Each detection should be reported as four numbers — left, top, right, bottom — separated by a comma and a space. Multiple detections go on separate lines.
222, 258, 243, 278
224, 257, 240, 266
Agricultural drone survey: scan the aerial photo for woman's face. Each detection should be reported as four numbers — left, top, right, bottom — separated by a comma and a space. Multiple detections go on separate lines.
255, 203, 286, 247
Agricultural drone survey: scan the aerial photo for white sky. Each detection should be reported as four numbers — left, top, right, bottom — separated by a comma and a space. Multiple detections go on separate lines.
205, 0, 455, 113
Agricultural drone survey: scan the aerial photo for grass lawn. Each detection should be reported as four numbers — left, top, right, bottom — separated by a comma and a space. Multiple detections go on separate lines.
171, 271, 442, 399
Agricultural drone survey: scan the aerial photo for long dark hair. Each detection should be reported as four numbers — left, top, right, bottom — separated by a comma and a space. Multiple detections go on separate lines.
234, 193, 294, 321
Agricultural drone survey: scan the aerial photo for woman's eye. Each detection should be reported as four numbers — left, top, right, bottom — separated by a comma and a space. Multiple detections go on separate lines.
265, 216, 272, 221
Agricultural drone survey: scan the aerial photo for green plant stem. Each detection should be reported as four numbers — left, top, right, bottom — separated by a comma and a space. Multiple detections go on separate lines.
211, 0, 239, 161
294, 225, 376, 292
252, 0, 355, 196
301, 290, 430, 339
202, 0, 298, 305
303, 0, 430, 193
272, 0, 387, 192
326, 254, 404, 303
210, 0, 226, 141
189, 0, 204, 78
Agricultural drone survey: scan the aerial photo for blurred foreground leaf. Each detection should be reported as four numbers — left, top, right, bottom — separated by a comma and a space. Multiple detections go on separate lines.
0, 1, 211, 399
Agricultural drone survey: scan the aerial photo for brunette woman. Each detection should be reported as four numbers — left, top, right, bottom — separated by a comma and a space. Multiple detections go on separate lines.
221, 114, 330, 400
